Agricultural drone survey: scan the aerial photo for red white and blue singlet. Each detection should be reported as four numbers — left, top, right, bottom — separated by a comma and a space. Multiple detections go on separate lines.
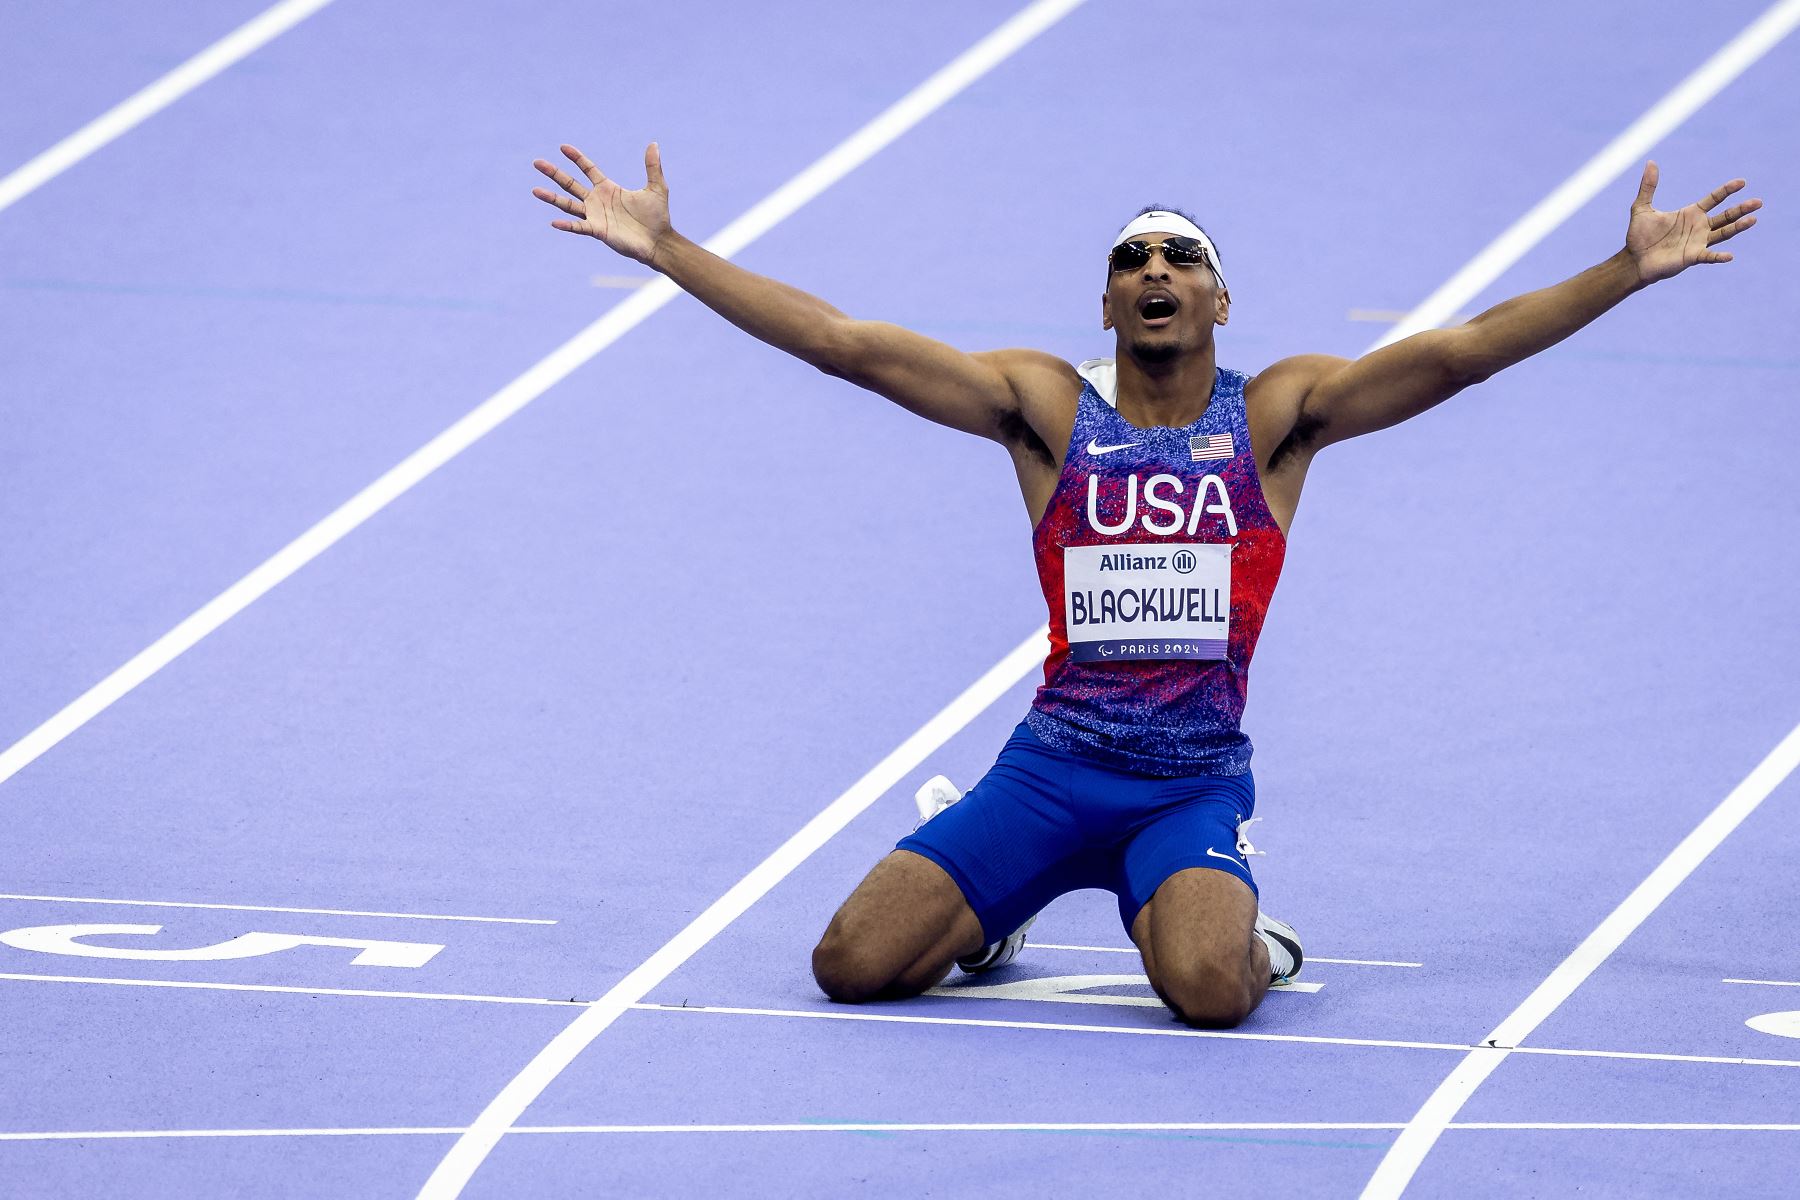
1024, 361, 1287, 777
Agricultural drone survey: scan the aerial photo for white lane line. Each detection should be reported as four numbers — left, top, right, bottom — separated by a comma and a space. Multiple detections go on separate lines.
1373, 0, 1800, 349
631, 1001, 1468, 1052
415, 2, 1086, 1191
0, 1128, 466, 1142
1726, 978, 1800, 987
10, 1121, 1800, 1143
0, 0, 336, 217
1367, 713, 1800, 1197
629, 1002, 1800, 1070
0, 893, 554, 925
1508, 1044, 1800, 1070
0, 972, 586, 1006
1031, 942, 1422, 967
0, 1123, 1402, 1142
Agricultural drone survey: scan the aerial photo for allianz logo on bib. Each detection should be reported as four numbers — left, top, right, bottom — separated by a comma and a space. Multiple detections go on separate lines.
1097, 551, 1200, 574
1086, 473, 1238, 538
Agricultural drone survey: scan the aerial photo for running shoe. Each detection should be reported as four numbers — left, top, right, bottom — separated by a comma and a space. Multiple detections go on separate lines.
913, 774, 962, 826
910, 775, 1038, 974
1254, 911, 1303, 984
956, 911, 1037, 973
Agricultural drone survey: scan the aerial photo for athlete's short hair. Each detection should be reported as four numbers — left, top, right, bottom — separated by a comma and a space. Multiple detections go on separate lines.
1108, 205, 1223, 283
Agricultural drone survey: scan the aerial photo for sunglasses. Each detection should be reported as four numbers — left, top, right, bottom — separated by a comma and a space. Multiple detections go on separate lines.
1107, 236, 1217, 275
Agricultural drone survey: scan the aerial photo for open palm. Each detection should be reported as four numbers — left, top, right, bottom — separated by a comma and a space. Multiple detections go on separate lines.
1626, 160, 1761, 285
532, 142, 671, 266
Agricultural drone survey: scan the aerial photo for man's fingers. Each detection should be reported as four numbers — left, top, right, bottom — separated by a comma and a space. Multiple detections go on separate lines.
1709, 197, 1762, 229
1695, 178, 1747, 211
563, 143, 608, 187
534, 158, 589, 199
1633, 159, 1659, 208
1707, 213, 1757, 245
1701, 250, 1734, 264
645, 141, 665, 191
550, 218, 591, 235
532, 186, 585, 218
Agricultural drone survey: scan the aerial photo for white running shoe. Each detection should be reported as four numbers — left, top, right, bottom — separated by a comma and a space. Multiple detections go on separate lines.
1255, 912, 1304, 984
914, 774, 962, 826
911, 774, 1038, 974
956, 911, 1037, 973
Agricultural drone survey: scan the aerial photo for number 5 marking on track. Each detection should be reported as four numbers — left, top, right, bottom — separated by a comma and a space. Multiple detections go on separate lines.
0, 923, 443, 967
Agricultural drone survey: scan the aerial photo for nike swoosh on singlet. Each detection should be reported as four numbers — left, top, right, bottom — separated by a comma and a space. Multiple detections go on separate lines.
1206, 846, 1246, 868
1087, 438, 1140, 455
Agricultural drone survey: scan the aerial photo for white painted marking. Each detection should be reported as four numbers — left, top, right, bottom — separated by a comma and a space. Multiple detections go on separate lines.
416, 3, 1087, 1192
8, 1121, 1800, 1143
934, 972, 1165, 1006
0, 971, 585, 1006
1747, 1012, 1800, 1040
633, 1001, 1469, 1053
590, 275, 654, 289
1508, 1043, 1800, 1070
1366, 710, 1800, 1200
1031, 942, 1421, 967
930, 972, 1322, 1005
0, 0, 337, 216
0, 923, 442, 967
1726, 978, 1800, 988
0, 893, 553, 924
1372, 0, 1800, 348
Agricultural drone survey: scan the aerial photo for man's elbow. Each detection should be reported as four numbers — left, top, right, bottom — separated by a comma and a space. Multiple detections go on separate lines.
1441, 327, 1500, 388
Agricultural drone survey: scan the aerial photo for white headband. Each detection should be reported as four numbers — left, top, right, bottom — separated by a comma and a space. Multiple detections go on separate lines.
1110, 211, 1226, 291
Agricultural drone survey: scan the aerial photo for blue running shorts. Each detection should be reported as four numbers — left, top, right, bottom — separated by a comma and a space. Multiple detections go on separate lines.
896, 720, 1257, 945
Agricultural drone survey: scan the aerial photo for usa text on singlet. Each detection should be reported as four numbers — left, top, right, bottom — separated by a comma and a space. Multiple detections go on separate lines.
1024, 362, 1286, 777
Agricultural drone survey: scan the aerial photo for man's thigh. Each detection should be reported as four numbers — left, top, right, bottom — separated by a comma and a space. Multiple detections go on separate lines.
1128, 864, 1259, 984
897, 721, 1101, 945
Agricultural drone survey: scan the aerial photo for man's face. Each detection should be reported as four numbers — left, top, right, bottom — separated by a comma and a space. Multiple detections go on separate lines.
1101, 234, 1229, 364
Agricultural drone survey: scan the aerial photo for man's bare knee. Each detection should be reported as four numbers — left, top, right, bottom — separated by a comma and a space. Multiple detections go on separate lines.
1156, 959, 1256, 1028
810, 929, 892, 1004
809, 851, 983, 1004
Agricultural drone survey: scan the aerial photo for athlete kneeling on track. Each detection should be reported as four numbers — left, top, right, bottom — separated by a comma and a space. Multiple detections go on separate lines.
532, 143, 1759, 1028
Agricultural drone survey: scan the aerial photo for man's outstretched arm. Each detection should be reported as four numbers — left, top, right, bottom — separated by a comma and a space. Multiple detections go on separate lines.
1273, 161, 1763, 450
532, 142, 1063, 443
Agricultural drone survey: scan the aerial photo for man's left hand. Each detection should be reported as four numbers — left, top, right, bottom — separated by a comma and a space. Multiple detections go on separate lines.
1626, 160, 1762, 285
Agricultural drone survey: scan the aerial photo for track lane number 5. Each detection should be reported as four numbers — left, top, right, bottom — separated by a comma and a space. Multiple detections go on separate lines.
0, 923, 442, 967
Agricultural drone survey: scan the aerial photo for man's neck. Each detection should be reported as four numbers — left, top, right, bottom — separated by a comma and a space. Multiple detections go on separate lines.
1112, 342, 1218, 429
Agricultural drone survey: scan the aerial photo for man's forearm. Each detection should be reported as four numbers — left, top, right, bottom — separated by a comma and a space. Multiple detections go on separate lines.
1459, 248, 1646, 381
649, 231, 851, 370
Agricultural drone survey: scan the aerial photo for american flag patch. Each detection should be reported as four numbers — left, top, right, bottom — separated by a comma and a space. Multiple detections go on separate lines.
1190, 433, 1234, 461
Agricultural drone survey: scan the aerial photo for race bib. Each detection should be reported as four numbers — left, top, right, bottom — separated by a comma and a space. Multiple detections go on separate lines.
1063, 542, 1229, 662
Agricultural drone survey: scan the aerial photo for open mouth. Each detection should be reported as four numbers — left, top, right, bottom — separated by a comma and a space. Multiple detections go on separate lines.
1138, 292, 1179, 325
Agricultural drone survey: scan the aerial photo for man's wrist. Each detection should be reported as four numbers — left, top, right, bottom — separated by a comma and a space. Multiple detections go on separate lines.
645, 229, 685, 275
1610, 245, 1652, 294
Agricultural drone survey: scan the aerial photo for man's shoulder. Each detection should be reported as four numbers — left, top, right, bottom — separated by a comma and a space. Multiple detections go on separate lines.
972, 347, 1082, 394
1246, 353, 1349, 398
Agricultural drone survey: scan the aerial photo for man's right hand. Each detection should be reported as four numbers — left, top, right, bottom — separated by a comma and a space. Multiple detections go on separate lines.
532, 142, 671, 268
